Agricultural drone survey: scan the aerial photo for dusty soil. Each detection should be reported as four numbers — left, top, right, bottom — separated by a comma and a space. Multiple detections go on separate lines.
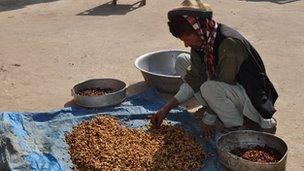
0, 0, 303, 170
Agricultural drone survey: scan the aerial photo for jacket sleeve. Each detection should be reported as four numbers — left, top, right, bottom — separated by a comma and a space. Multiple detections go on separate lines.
183, 48, 208, 93
174, 83, 194, 103
217, 38, 247, 84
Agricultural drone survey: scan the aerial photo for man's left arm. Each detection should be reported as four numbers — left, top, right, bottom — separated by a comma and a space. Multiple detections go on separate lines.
217, 38, 248, 84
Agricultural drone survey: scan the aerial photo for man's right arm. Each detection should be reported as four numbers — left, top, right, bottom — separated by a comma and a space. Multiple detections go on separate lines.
184, 48, 207, 93
150, 97, 179, 128
151, 49, 208, 127
151, 82, 194, 128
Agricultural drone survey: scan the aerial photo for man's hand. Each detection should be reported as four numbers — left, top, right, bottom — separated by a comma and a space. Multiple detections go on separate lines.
200, 122, 215, 139
150, 98, 180, 128
150, 108, 168, 128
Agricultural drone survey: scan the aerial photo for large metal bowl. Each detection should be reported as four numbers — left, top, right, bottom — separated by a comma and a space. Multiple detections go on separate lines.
216, 130, 288, 171
135, 49, 188, 94
71, 78, 127, 108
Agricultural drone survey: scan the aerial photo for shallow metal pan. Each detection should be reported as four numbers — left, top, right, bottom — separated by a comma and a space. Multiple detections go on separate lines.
71, 78, 127, 108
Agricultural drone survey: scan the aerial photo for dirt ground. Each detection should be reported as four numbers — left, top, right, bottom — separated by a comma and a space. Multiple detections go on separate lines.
0, 0, 303, 170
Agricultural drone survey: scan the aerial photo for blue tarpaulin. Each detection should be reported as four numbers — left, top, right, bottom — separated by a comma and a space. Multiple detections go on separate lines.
0, 88, 222, 171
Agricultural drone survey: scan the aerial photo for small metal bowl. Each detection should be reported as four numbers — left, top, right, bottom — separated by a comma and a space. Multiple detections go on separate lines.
216, 130, 288, 171
71, 78, 127, 108
135, 49, 187, 94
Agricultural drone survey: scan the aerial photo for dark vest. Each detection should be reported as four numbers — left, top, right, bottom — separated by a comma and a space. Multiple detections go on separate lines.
214, 24, 278, 119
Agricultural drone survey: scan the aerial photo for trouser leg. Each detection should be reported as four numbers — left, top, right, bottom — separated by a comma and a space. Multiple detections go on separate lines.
200, 81, 245, 128
200, 80, 276, 131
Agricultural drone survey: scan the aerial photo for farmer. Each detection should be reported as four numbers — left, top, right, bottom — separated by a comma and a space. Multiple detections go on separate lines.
151, 0, 278, 137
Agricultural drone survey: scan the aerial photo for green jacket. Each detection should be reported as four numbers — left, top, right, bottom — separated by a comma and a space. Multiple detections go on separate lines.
184, 38, 248, 92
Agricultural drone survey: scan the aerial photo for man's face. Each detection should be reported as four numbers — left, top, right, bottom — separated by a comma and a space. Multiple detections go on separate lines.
179, 33, 202, 49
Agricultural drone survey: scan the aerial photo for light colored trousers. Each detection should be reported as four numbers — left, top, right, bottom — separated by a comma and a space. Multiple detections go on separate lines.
174, 53, 276, 129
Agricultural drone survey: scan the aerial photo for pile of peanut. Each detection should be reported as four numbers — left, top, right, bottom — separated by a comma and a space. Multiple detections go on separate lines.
65, 115, 205, 170
76, 88, 113, 96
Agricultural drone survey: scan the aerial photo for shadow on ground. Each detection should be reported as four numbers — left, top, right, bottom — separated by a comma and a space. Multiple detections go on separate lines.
0, 0, 59, 12
77, 0, 145, 16
127, 81, 149, 97
240, 0, 300, 4
64, 99, 77, 108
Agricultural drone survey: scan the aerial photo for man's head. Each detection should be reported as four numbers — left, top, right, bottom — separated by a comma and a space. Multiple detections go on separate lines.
168, 16, 202, 48
167, 0, 213, 49
168, 1, 218, 79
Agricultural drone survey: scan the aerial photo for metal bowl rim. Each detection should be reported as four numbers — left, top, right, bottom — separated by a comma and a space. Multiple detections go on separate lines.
72, 78, 127, 97
216, 130, 288, 164
134, 49, 189, 78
